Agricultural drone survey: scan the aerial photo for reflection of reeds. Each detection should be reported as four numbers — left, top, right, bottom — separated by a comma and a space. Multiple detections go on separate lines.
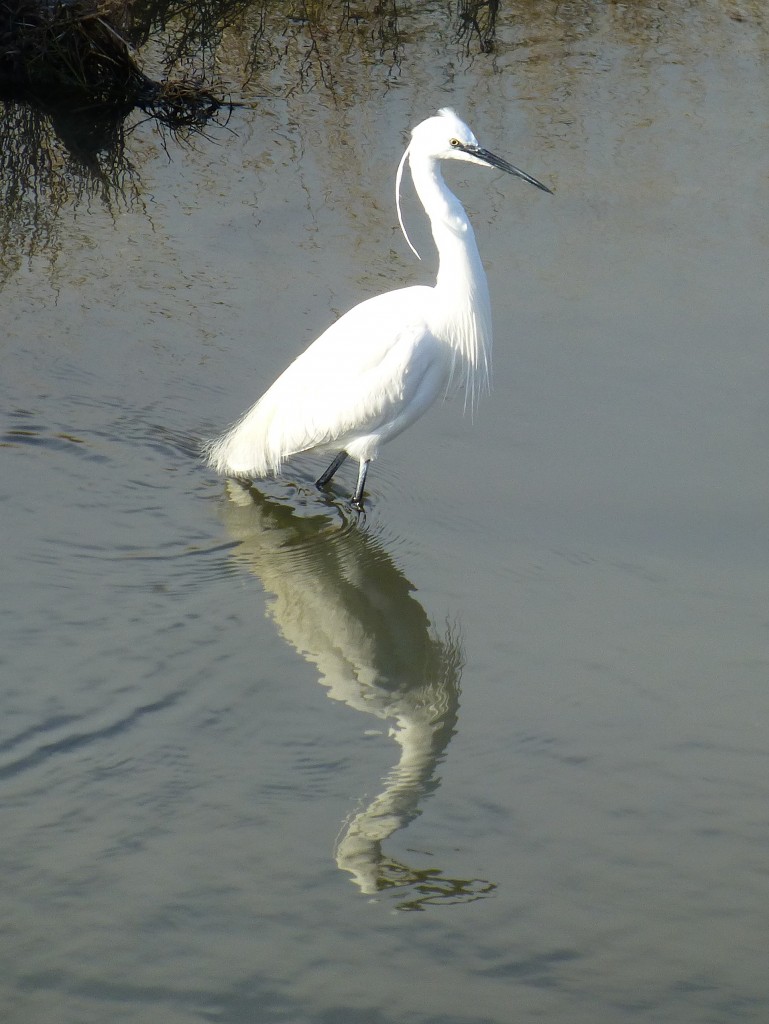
236, 0, 499, 92
0, 97, 139, 288
457, 0, 499, 53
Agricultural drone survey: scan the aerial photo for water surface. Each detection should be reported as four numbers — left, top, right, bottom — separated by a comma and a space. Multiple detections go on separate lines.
2, 4, 769, 1022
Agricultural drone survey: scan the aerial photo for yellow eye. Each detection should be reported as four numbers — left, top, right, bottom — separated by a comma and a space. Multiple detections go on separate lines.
449, 138, 460, 147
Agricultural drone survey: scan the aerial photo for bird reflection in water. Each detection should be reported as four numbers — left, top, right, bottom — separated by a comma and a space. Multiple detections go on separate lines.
218, 479, 496, 909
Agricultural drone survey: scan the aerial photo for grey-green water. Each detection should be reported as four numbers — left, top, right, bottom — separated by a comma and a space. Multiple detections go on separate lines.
2, 4, 769, 1022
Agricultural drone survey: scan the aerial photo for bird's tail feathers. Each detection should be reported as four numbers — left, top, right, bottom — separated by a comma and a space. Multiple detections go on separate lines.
203, 404, 284, 479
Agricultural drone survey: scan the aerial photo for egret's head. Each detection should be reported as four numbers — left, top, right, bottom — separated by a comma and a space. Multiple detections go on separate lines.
396, 108, 552, 261
409, 108, 482, 163
409, 107, 553, 193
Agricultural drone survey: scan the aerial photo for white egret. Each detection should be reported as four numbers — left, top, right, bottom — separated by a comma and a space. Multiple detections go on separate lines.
205, 108, 551, 508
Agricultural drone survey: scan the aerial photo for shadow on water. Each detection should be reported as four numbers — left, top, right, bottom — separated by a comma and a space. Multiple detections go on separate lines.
217, 479, 497, 910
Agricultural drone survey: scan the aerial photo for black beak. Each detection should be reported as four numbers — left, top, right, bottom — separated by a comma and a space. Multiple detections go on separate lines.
461, 143, 553, 194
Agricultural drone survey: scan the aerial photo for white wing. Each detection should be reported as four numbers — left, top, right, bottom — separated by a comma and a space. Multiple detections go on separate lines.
207, 285, 448, 476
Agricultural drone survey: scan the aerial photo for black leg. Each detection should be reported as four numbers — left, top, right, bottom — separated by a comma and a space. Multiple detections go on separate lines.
351, 459, 370, 510
316, 450, 347, 489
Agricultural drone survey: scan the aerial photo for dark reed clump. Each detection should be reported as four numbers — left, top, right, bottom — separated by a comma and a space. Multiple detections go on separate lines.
0, 0, 224, 126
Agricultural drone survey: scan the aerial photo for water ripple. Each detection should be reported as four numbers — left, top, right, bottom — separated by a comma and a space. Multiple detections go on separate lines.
0, 691, 182, 782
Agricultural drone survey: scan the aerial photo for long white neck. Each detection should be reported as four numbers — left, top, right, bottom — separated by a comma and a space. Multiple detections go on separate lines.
409, 153, 493, 407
